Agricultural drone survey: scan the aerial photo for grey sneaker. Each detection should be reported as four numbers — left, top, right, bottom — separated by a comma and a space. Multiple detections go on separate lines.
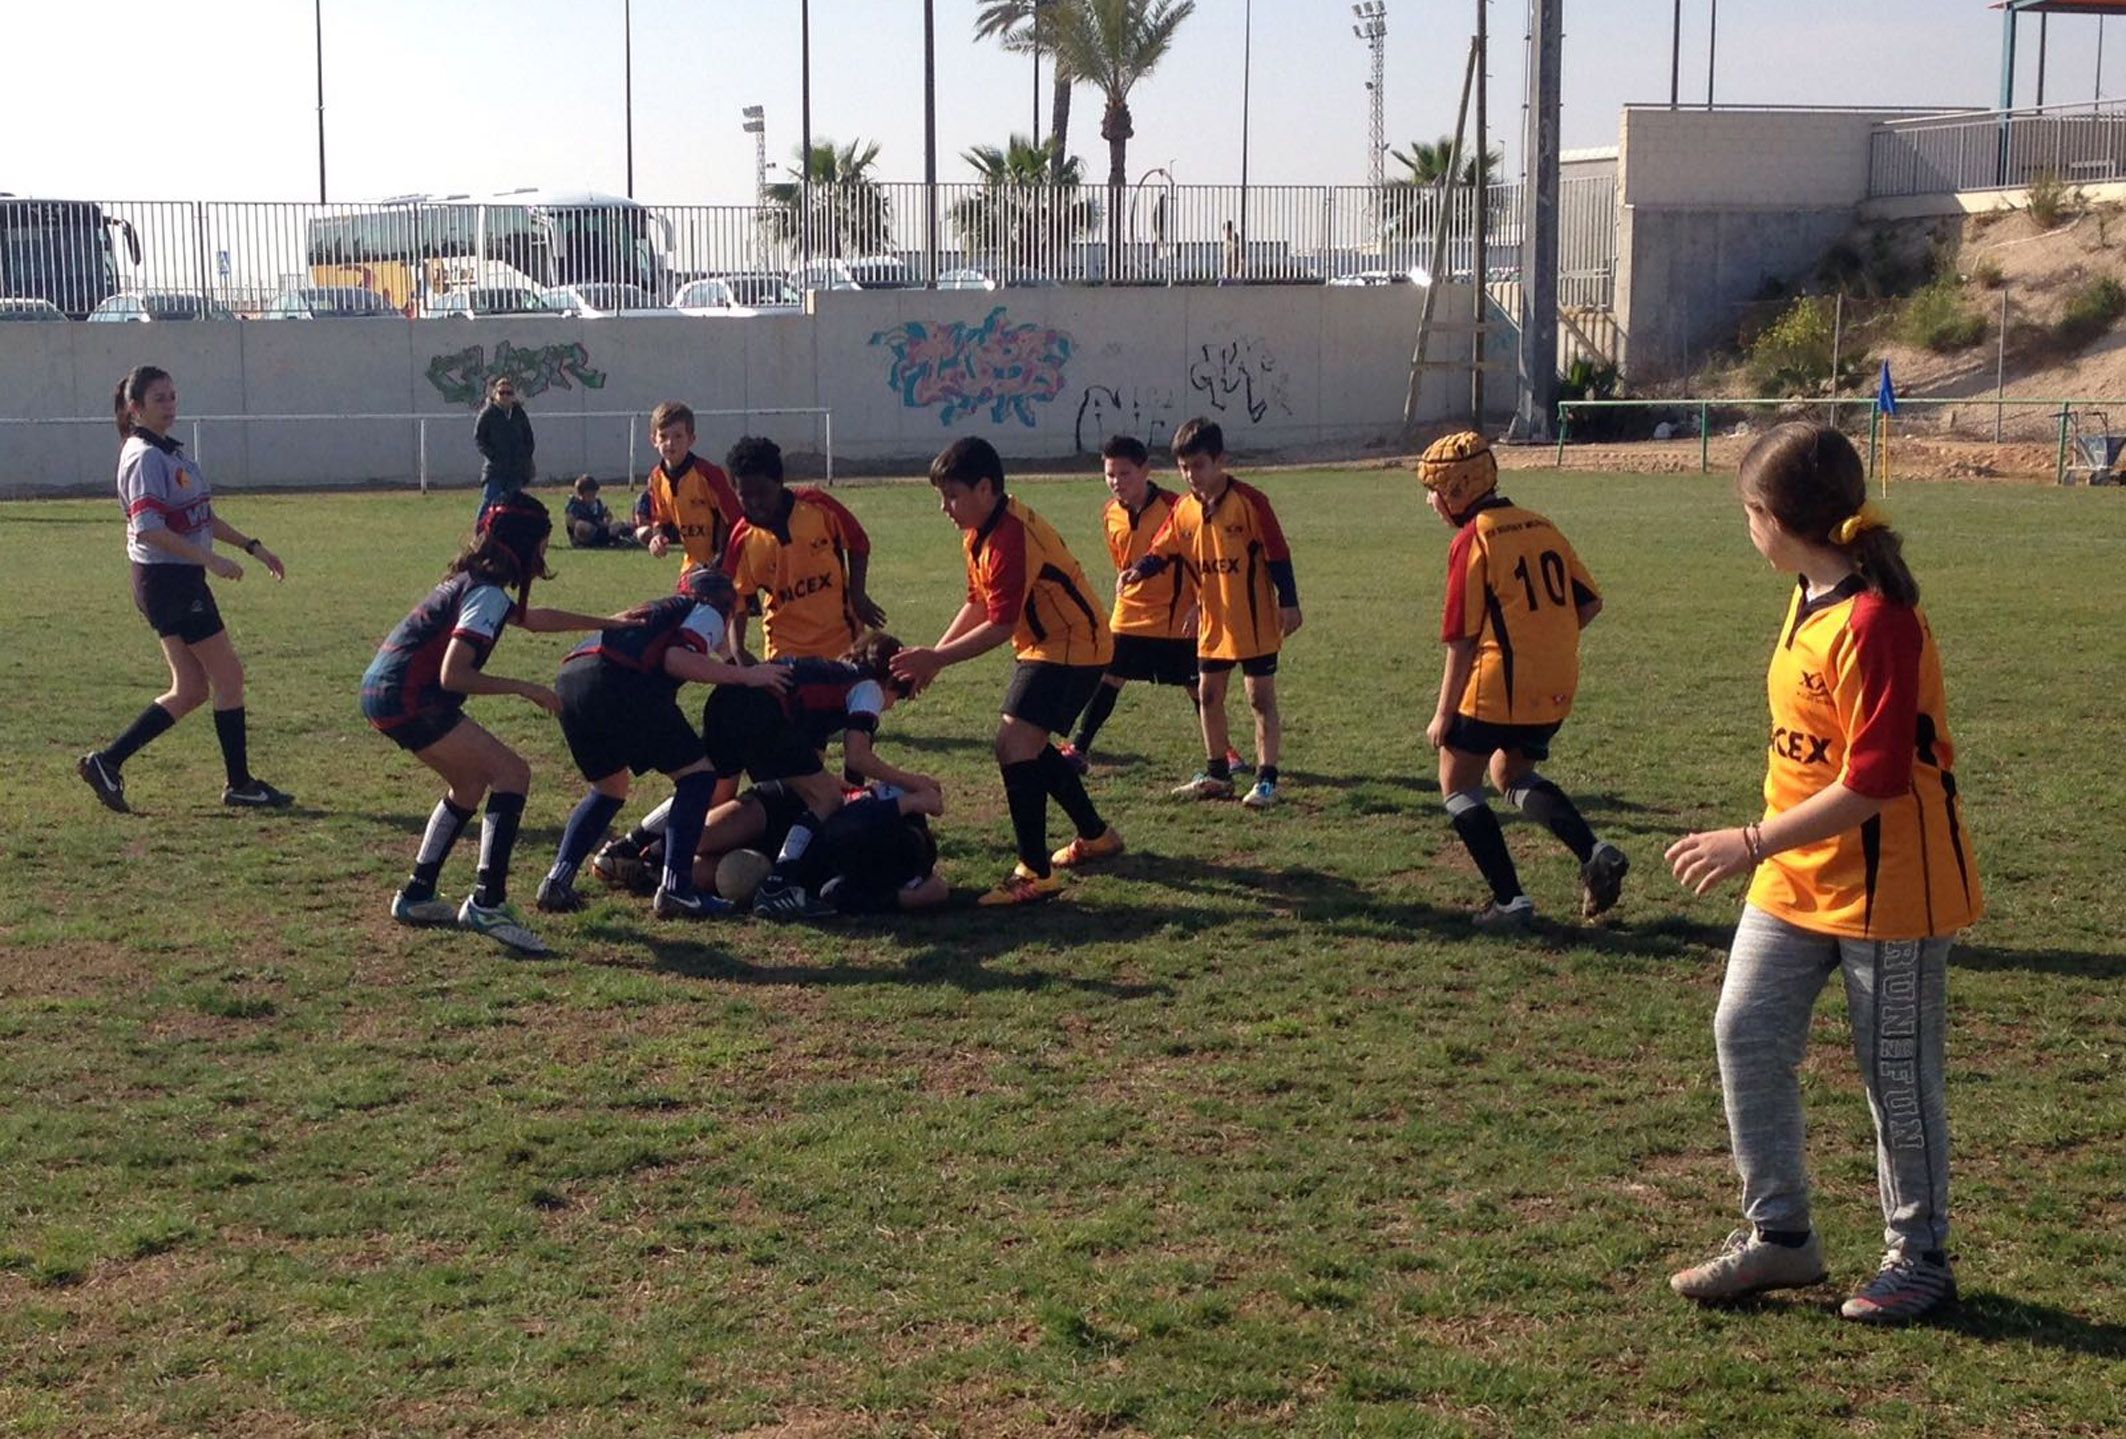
1670, 1228, 1828, 1302
457, 896, 549, 955
1840, 1250, 1957, 1325
1472, 896, 1536, 933
1171, 771, 1235, 800
390, 889, 459, 926
1580, 841, 1630, 919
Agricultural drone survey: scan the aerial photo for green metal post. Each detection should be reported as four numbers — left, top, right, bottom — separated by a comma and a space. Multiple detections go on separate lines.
1699, 401, 1709, 472
1554, 404, 1569, 467
1867, 406, 1879, 480
2056, 406, 2071, 485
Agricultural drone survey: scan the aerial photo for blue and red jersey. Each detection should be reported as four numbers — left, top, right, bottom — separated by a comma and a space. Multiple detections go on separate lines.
777, 658, 887, 749
359, 573, 513, 729
564, 595, 727, 690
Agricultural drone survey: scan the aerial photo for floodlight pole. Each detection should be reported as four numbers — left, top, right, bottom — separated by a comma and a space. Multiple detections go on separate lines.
1473, 0, 1489, 424
624, 0, 635, 197
1705, 0, 1717, 110
1240, 0, 1252, 270
924, 0, 939, 288
314, 0, 327, 202
801, 0, 813, 273
1669, 0, 1681, 109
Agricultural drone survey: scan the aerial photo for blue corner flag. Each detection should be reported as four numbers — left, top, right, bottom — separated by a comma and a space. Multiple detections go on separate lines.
1877, 359, 1899, 416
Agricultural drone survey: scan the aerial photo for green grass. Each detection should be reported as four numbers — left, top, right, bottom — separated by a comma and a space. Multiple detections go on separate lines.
1, 469, 2123, 1436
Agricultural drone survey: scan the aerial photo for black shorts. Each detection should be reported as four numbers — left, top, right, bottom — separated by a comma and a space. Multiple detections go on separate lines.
372, 709, 465, 754
1106, 633, 1198, 687
131, 562, 224, 644
1002, 661, 1105, 735
558, 660, 703, 781
701, 686, 825, 783
1198, 652, 1279, 678
1444, 713, 1562, 761
819, 802, 934, 914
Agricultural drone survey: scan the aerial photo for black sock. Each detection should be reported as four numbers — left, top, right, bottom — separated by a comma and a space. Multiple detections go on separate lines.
408, 797, 476, 900
1259, 764, 1279, 786
1205, 754, 1232, 781
212, 706, 251, 789
1504, 775, 1597, 864
1758, 1228, 1814, 1249
1447, 795, 1523, 905
551, 789, 626, 890
1073, 684, 1122, 754
1000, 759, 1051, 877
1037, 744, 1107, 840
473, 791, 527, 907
102, 702, 176, 770
661, 771, 718, 893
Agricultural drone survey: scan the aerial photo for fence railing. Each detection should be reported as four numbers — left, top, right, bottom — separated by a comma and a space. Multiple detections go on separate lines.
3, 179, 1617, 320
1867, 99, 2126, 199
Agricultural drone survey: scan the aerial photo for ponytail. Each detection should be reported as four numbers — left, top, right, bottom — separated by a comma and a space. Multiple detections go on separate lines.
113, 364, 170, 441
1738, 422, 1921, 606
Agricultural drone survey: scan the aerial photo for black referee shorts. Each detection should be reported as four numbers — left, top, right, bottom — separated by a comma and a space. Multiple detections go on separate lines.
131, 562, 225, 645
557, 660, 704, 781
1002, 661, 1106, 735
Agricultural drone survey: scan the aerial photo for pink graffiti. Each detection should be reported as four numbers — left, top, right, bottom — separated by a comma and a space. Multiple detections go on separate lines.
870, 307, 1074, 427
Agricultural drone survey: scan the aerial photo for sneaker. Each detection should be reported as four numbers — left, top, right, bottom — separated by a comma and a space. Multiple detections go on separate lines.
653, 883, 736, 920
1840, 1250, 1957, 1325
1170, 772, 1235, 800
390, 888, 459, 926
590, 835, 647, 890
223, 778, 295, 808
754, 880, 837, 922
535, 874, 586, 914
1051, 826, 1125, 869
1670, 1228, 1828, 1303
456, 896, 549, 955
1472, 896, 1536, 933
1225, 749, 1254, 777
1240, 779, 1278, 809
1580, 842, 1631, 919
77, 753, 129, 813
1058, 741, 1090, 775
977, 864, 1065, 907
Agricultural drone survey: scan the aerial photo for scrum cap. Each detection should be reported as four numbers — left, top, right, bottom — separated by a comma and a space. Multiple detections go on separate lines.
1416, 431, 1499, 515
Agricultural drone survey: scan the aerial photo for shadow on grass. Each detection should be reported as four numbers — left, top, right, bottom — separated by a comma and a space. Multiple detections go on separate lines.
1950, 943, 2126, 978
1943, 1291, 2126, 1357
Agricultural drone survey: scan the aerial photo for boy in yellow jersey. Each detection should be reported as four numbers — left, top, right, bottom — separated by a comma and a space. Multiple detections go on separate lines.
1122, 418, 1300, 808
1419, 430, 1627, 930
1059, 435, 1247, 777
720, 435, 886, 660
642, 402, 743, 572
890, 437, 1123, 905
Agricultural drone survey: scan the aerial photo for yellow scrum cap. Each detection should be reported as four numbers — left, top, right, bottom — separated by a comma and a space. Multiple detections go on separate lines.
1417, 430, 1498, 513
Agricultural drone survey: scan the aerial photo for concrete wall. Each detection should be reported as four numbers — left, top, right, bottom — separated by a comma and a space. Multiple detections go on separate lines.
0, 284, 1494, 495
1614, 107, 1903, 377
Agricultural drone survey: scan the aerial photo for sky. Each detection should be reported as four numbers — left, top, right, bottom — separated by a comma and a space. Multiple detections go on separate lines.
3, 0, 2111, 202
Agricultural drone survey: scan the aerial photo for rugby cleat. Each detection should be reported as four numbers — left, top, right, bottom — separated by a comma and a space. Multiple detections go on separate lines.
457, 896, 549, 955
1051, 827, 1125, 869
1171, 772, 1235, 800
77, 752, 129, 813
222, 778, 295, 808
1580, 842, 1631, 919
1225, 748, 1254, 777
653, 883, 736, 920
753, 879, 838, 922
390, 888, 460, 926
977, 864, 1065, 907
535, 875, 587, 914
1472, 896, 1536, 934
1840, 1250, 1957, 1325
1239, 779, 1278, 809
1671, 1229, 1829, 1303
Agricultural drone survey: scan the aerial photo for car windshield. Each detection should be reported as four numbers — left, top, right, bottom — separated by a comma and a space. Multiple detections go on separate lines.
142, 294, 218, 319
309, 288, 393, 314
469, 288, 547, 313
677, 281, 733, 307
724, 275, 790, 305
848, 261, 913, 289
575, 284, 656, 311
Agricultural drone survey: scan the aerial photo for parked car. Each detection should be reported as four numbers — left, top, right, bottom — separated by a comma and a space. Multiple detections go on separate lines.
257, 286, 402, 319
0, 297, 67, 321
845, 256, 916, 290
938, 267, 1059, 291
786, 258, 860, 294
86, 291, 237, 322
1327, 268, 1423, 288
423, 286, 566, 318
538, 283, 672, 317
669, 278, 747, 315
715, 271, 800, 308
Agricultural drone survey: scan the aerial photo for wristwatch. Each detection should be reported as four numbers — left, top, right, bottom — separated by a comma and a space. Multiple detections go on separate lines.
244, 538, 264, 556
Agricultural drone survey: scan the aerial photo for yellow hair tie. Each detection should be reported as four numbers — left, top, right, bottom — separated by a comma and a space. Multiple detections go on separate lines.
1833, 504, 1889, 546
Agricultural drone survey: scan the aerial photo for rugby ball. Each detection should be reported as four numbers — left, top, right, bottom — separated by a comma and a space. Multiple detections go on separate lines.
715, 848, 774, 905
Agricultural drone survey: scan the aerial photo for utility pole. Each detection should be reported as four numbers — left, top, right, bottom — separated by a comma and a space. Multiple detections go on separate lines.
314, 0, 327, 203
801, 0, 813, 274
1241, 0, 1253, 270
1517, 0, 1562, 442
1353, 3, 1388, 248
1473, 0, 1489, 424
1669, 0, 1682, 108
925, 0, 939, 287
1706, 0, 1717, 110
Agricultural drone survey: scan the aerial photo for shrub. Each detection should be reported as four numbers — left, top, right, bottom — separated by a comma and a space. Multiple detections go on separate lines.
1745, 295, 1853, 396
2056, 275, 2126, 348
1971, 258, 2005, 290
1898, 279, 1988, 353
2028, 170, 2075, 229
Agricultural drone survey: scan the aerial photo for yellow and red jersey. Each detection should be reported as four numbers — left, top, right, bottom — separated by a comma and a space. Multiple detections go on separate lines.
965, 496, 1112, 667
646, 454, 742, 571
1103, 484, 1196, 639
1439, 496, 1598, 726
1144, 477, 1295, 662
722, 487, 872, 659
1747, 578, 1982, 940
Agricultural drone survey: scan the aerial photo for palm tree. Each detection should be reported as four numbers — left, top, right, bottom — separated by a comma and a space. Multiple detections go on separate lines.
1381, 138, 1509, 259
976, 0, 1074, 181
1391, 137, 1505, 189
765, 138, 892, 260
1037, 0, 1196, 282
949, 135, 1099, 275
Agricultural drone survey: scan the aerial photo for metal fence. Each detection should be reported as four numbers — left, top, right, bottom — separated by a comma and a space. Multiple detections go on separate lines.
1867, 99, 2126, 199
3, 179, 1616, 319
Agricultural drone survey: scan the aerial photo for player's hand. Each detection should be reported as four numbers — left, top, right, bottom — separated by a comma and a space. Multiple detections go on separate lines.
608, 604, 657, 626
255, 546, 287, 581
647, 532, 671, 558
852, 590, 888, 629
1665, 828, 1754, 896
521, 683, 562, 715
747, 665, 794, 695
890, 646, 944, 691
1280, 606, 1304, 637
904, 781, 945, 817
1425, 711, 1451, 750
1180, 606, 1199, 639
209, 552, 243, 581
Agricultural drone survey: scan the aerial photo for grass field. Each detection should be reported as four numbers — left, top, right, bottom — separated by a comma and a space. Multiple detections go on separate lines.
2, 467, 2122, 1437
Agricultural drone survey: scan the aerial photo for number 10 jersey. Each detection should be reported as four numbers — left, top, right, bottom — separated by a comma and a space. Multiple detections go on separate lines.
1439, 496, 1600, 726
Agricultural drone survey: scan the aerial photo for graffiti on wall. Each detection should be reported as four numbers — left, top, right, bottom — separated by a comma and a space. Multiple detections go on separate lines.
1073, 383, 1181, 455
426, 341, 608, 410
870, 307, 1074, 427
1187, 335, 1291, 425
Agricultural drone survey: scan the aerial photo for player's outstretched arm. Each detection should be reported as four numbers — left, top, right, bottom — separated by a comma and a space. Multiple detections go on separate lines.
519, 606, 627, 633
842, 731, 937, 796
438, 639, 558, 713
665, 650, 793, 693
